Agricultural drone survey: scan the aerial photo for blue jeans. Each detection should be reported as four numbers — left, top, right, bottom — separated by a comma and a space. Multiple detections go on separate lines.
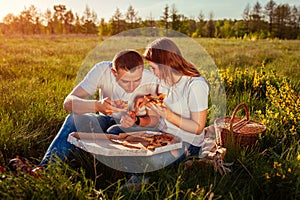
144, 142, 201, 170
124, 143, 201, 179
39, 113, 118, 167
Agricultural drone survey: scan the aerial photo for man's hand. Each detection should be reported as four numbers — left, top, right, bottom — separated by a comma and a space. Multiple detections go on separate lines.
96, 97, 127, 115
120, 111, 137, 128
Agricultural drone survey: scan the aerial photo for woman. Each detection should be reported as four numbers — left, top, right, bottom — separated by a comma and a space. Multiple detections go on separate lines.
116, 38, 208, 148
144, 37, 209, 158
121, 38, 209, 190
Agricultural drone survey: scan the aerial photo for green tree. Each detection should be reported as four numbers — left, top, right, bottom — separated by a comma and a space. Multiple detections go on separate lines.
27, 5, 41, 34
289, 6, 300, 38
64, 10, 75, 34
53, 4, 66, 33
2, 13, 16, 34
195, 11, 205, 37
188, 17, 197, 36
74, 13, 82, 33
206, 12, 215, 37
125, 5, 139, 29
98, 18, 110, 36
216, 20, 234, 38
170, 4, 180, 31
177, 15, 189, 35
44, 8, 54, 34
19, 8, 31, 34
243, 3, 251, 35
160, 4, 169, 32
273, 4, 291, 38
264, 0, 277, 35
110, 7, 125, 35
143, 12, 156, 28
234, 20, 247, 38
81, 5, 98, 34
249, 1, 263, 33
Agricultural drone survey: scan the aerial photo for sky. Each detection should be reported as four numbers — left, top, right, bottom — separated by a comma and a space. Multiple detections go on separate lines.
0, 0, 299, 22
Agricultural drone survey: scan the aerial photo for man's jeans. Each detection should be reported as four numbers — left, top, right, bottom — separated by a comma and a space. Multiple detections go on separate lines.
38, 113, 118, 167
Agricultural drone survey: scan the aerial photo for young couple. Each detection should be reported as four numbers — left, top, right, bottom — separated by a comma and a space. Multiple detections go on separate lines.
11, 37, 209, 185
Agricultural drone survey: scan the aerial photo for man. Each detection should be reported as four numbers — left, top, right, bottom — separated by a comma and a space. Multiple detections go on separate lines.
9, 49, 160, 173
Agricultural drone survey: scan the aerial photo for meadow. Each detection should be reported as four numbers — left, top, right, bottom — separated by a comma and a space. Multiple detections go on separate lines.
0, 34, 299, 199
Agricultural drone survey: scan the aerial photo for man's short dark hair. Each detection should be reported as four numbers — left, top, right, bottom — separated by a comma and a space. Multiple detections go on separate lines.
112, 50, 144, 71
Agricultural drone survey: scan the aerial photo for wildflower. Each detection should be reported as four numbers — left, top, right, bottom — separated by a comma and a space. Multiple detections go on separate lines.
244, 79, 247, 89
264, 173, 270, 180
273, 162, 281, 168
288, 168, 292, 173
262, 119, 268, 125
290, 126, 295, 132
276, 172, 281, 177
256, 110, 262, 115
297, 155, 300, 161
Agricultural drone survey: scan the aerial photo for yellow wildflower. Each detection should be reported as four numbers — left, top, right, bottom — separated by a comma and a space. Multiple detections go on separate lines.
276, 173, 281, 177
264, 173, 270, 180
290, 126, 295, 132
273, 162, 282, 168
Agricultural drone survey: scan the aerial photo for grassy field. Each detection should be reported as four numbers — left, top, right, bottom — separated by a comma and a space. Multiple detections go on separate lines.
0, 34, 299, 199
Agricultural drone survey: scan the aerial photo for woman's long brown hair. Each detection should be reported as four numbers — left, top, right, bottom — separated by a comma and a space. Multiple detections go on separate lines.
144, 37, 200, 85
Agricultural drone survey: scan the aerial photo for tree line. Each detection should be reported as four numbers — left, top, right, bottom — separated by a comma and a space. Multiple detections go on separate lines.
0, 0, 299, 39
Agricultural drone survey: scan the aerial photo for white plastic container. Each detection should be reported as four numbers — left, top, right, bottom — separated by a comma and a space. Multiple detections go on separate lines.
67, 131, 183, 157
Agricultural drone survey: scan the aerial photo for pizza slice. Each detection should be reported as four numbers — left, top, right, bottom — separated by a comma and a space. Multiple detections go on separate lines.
109, 132, 175, 151
144, 93, 166, 105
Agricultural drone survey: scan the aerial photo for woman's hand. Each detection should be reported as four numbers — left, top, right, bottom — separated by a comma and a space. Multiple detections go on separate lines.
134, 96, 147, 113
148, 102, 207, 135
147, 102, 170, 119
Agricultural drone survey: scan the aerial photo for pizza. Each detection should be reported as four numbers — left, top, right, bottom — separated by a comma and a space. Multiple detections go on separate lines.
144, 93, 166, 105
108, 132, 175, 151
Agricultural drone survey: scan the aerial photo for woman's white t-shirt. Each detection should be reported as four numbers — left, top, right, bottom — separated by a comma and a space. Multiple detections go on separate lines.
158, 76, 209, 146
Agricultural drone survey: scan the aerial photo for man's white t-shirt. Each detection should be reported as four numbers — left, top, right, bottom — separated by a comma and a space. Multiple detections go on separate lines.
158, 76, 209, 146
79, 61, 159, 118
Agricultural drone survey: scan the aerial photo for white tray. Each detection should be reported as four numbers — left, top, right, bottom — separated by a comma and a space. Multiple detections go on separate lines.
67, 131, 183, 156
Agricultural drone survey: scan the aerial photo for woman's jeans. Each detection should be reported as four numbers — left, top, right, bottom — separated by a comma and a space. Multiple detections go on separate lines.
38, 113, 118, 167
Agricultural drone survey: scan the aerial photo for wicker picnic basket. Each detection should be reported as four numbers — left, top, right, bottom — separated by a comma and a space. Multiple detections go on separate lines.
214, 103, 266, 147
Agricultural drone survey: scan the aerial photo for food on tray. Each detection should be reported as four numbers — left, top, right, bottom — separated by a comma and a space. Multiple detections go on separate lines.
109, 132, 175, 150
113, 99, 128, 109
144, 93, 166, 105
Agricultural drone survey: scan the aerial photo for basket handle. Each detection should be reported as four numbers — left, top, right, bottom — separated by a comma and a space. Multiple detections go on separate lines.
229, 103, 249, 132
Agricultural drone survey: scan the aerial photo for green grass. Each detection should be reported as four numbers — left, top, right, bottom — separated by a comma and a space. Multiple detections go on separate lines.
0, 35, 299, 199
